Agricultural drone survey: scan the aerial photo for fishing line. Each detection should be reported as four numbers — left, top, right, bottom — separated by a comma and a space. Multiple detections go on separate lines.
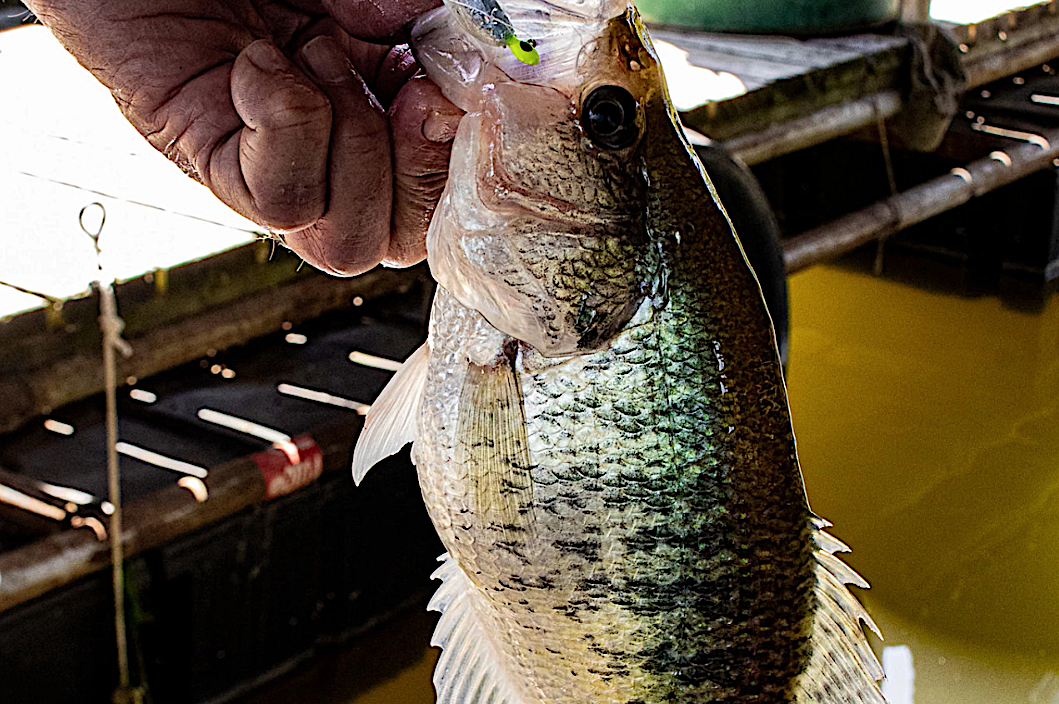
0, 280, 62, 304
874, 107, 900, 276
13, 169, 263, 237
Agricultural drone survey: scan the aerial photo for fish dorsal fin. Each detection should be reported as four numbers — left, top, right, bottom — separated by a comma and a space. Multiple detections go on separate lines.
428, 554, 526, 704
796, 522, 888, 703
457, 352, 535, 540
351, 343, 430, 484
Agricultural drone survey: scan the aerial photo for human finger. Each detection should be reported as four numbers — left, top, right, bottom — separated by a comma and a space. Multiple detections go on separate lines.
209, 40, 332, 231
283, 34, 393, 275
322, 0, 442, 41
386, 77, 463, 267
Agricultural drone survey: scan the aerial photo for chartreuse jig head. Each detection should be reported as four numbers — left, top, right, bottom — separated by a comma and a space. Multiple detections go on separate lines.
505, 34, 539, 65
446, 0, 540, 65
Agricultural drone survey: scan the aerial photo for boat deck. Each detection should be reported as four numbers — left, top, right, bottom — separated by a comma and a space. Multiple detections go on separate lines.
657, 1, 1059, 163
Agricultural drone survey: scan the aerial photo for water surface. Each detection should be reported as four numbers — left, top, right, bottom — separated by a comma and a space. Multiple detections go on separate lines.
790, 263, 1059, 702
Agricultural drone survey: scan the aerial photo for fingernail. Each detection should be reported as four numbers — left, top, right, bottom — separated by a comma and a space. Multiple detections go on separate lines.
423, 109, 461, 143
301, 36, 350, 84
244, 40, 288, 72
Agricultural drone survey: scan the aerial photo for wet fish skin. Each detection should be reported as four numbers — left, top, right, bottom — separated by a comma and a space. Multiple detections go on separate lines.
420, 10, 815, 700
414, 3, 663, 358
354, 2, 885, 702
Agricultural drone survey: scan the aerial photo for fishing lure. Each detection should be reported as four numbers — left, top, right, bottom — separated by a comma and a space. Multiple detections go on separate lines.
448, 0, 540, 64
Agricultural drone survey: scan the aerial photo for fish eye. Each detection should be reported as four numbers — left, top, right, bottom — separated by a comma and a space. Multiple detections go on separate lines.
581, 85, 640, 150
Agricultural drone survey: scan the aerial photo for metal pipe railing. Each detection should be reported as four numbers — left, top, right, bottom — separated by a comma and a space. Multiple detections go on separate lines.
782, 124, 1059, 272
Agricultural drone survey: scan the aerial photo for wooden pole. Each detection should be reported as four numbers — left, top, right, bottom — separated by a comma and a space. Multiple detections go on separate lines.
964, 23, 1059, 89
782, 125, 1059, 272
724, 91, 903, 166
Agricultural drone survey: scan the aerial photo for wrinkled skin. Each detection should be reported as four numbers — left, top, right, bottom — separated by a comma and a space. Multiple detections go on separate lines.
25, 0, 465, 274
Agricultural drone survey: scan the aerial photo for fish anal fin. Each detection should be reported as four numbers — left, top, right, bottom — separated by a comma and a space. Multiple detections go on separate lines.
429, 554, 526, 704
351, 343, 430, 484
456, 344, 535, 539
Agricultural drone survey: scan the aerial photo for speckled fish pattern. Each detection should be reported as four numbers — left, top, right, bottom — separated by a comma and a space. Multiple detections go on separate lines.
361, 3, 887, 702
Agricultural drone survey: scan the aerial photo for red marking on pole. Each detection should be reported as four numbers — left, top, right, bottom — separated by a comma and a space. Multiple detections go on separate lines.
253, 435, 323, 499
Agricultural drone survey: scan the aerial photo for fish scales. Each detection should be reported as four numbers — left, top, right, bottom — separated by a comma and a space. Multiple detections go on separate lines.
419, 145, 814, 703
352, 1, 886, 702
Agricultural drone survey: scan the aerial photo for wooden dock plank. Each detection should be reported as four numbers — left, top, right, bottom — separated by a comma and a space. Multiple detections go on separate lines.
651, 49, 807, 92
658, 1, 1059, 153
688, 48, 907, 142
653, 26, 911, 143
954, 2, 1059, 87
652, 29, 870, 86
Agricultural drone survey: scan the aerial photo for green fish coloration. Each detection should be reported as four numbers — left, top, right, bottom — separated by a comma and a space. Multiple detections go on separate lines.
352, 1, 886, 701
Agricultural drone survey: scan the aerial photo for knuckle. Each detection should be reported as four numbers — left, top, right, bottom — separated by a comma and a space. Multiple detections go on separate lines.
263, 82, 331, 131
287, 225, 390, 276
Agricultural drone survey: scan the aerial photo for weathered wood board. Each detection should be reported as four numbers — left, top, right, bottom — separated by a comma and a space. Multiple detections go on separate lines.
656, 1, 1059, 142
653, 26, 910, 141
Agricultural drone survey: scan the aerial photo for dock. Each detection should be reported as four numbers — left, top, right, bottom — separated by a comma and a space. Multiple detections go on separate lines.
658, 1, 1059, 273
663, 1, 1059, 162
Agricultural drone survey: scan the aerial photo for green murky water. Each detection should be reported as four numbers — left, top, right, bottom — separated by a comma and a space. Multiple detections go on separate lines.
790, 264, 1059, 702
244, 262, 1059, 703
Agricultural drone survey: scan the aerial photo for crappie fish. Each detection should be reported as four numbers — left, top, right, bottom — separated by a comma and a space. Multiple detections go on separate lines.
352, 0, 886, 701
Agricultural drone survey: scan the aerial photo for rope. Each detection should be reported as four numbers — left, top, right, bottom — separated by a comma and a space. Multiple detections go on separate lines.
81, 203, 140, 704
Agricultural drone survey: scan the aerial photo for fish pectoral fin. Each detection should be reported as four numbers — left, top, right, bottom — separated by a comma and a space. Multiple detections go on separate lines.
457, 348, 536, 539
351, 343, 430, 484
428, 554, 526, 704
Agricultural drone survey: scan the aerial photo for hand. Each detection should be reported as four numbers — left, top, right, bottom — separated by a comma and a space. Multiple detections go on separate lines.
25, 0, 463, 274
